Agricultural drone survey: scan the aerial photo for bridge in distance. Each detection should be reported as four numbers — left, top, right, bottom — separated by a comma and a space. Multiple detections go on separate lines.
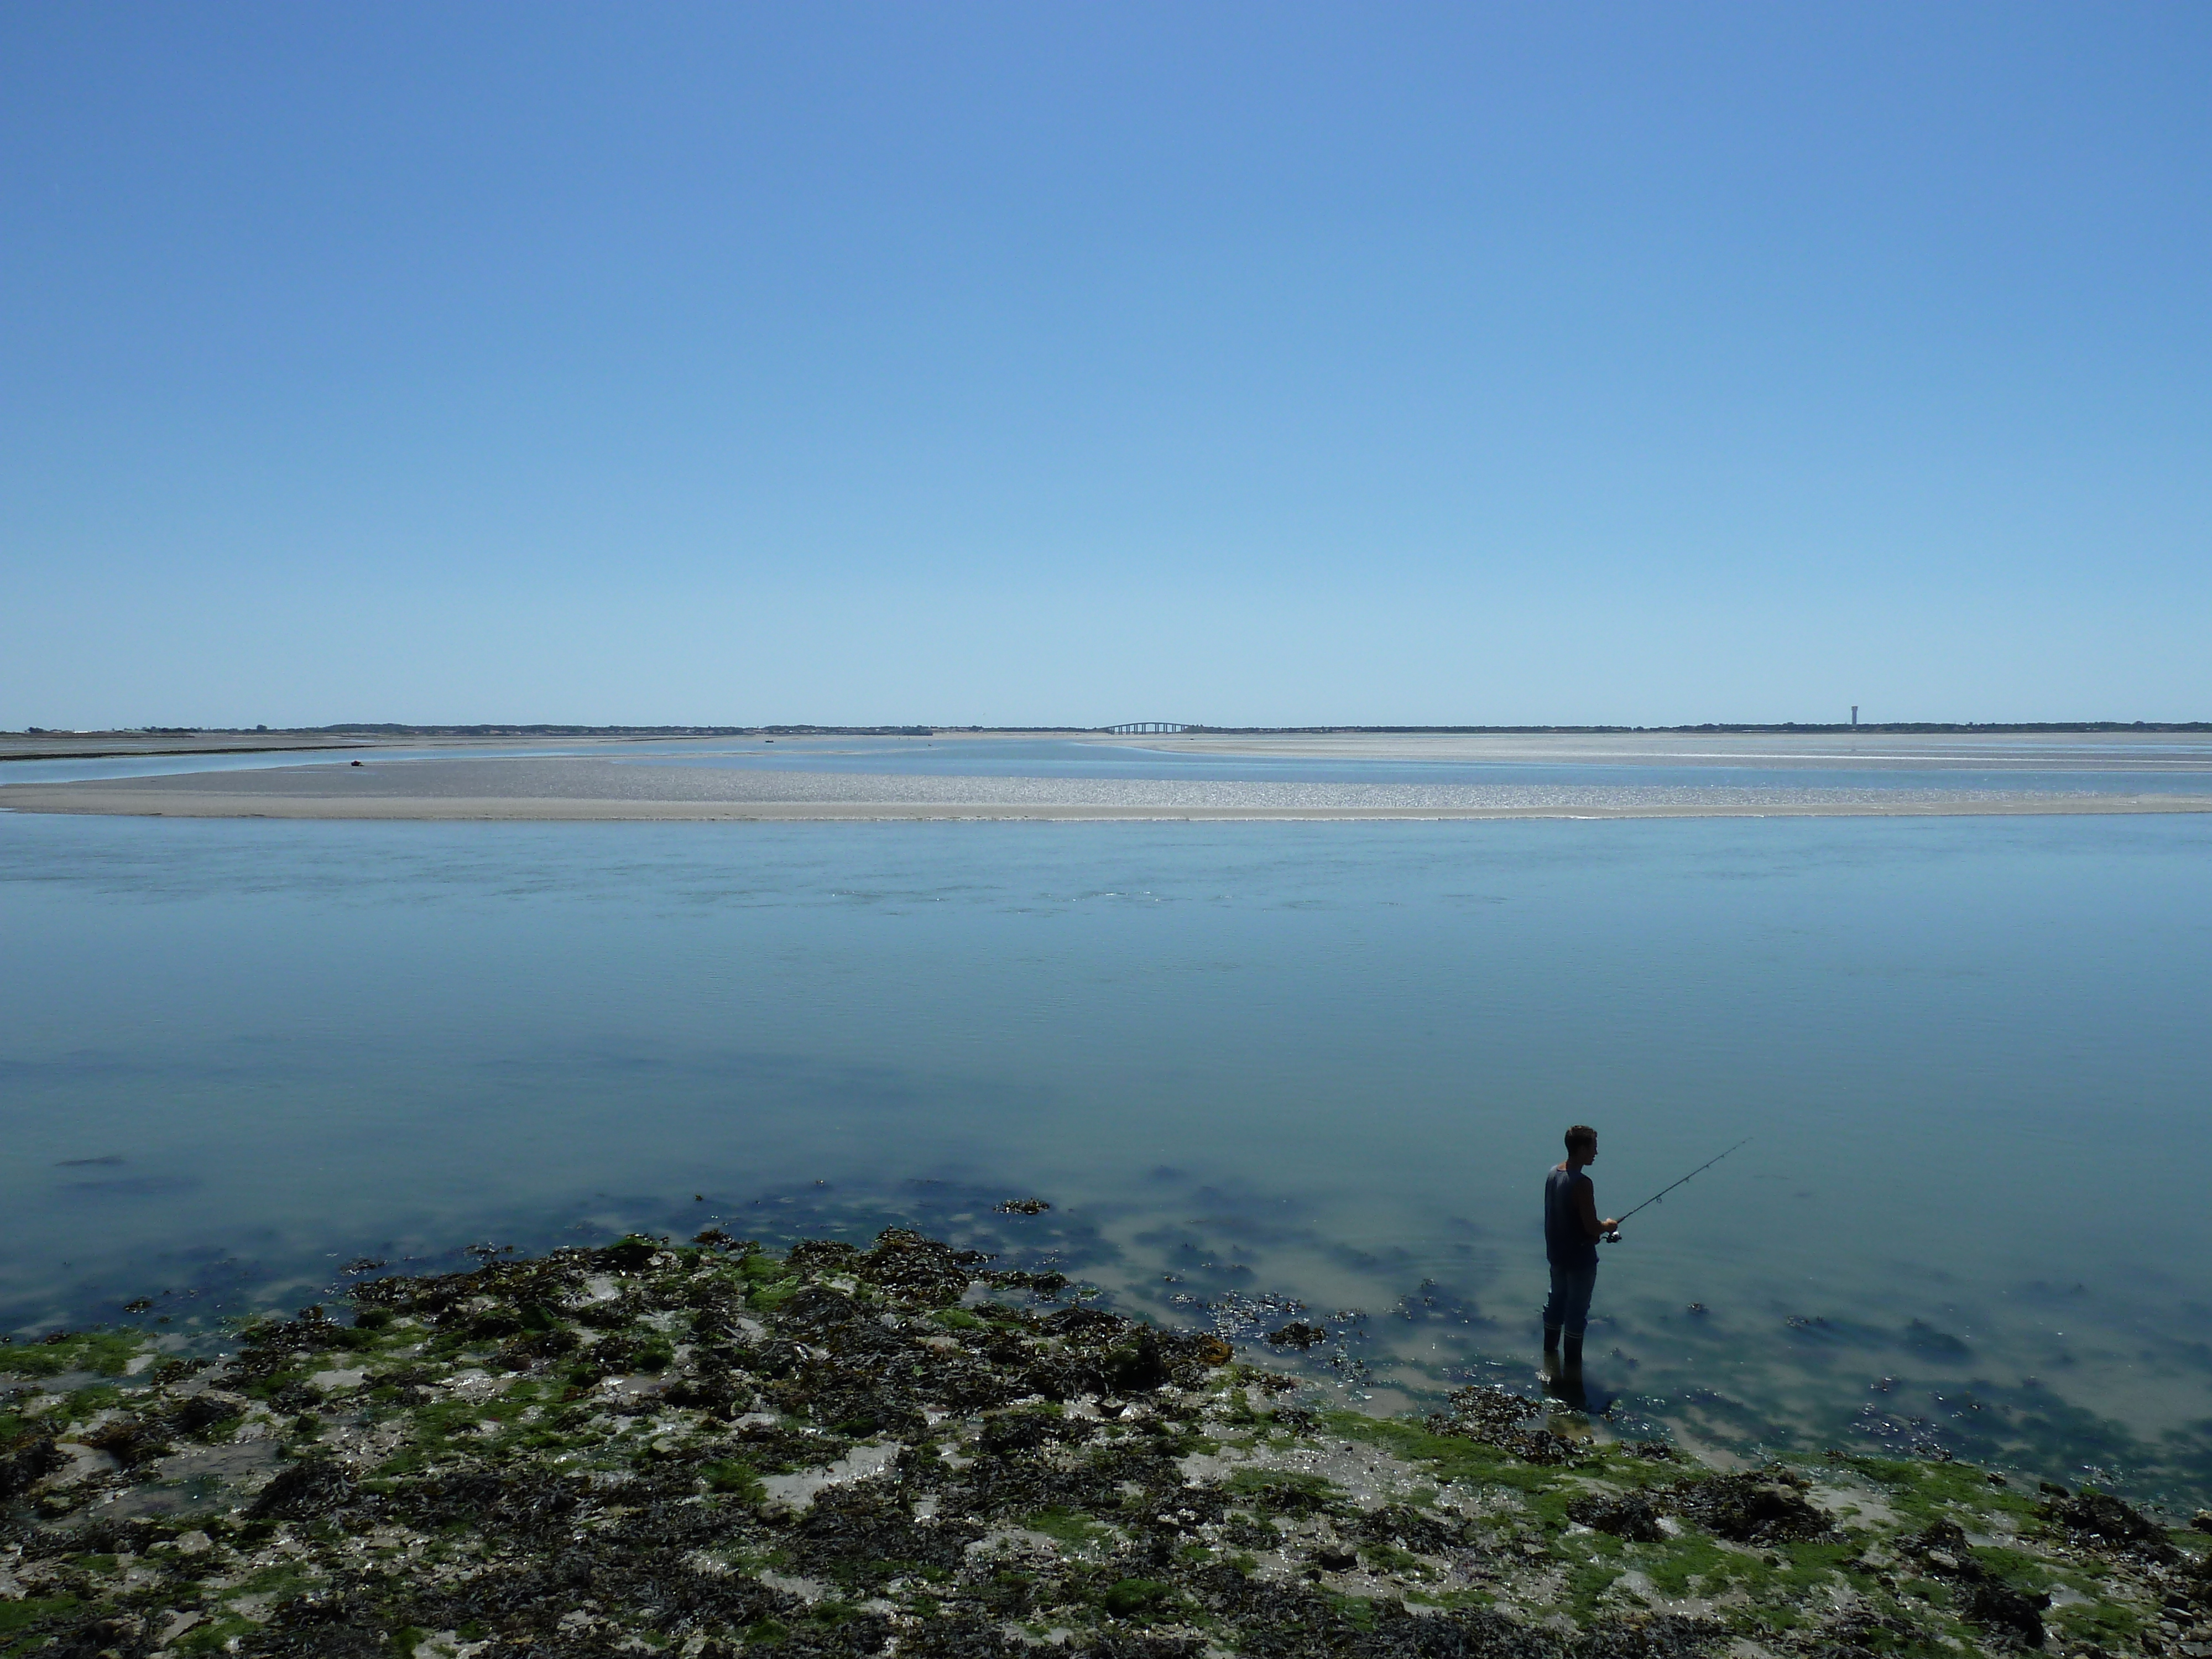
1102, 722, 1196, 734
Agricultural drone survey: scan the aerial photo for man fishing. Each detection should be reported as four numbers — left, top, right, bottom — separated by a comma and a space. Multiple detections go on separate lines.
1543, 1124, 1618, 1373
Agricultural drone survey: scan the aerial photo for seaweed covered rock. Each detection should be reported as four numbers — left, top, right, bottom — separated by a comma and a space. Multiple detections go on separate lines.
0, 1226, 2189, 1659
384, 1464, 584, 1542
166, 1388, 249, 1438
855, 1225, 986, 1306
977, 1405, 1089, 1456
1958, 1577, 2052, 1648
1569, 1489, 1666, 1542
79, 1412, 172, 1469
1905, 1519, 2051, 1646
1357, 1500, 1480, 1554
245, 1455, 359, 1520
0, 1429, 63, 1498
1426, 1384, 1582, 1465
790, 1483, 984, 1582
2043, 1489, 2180, 1559
1663, 1467, 1829, 1543
1573, 1616, 1734, 1659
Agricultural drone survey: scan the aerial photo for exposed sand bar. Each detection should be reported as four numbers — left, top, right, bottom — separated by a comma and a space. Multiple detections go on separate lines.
6, 754, 2210, 821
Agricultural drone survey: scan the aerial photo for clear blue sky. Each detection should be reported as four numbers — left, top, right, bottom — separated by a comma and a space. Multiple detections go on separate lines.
5, 3, 2207, 728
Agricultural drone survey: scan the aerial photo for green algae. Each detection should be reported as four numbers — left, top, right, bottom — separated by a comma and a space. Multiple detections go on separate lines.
703, 1458, 767, 1501
1022, 1506, 1115, 1559
0, 1600, 75, 1635
1099, 1575, 1172, 1618
0, 1334, 144, 1380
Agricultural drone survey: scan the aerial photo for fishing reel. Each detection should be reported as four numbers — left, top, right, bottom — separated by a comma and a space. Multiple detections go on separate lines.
1602, 1229, 1622, 1244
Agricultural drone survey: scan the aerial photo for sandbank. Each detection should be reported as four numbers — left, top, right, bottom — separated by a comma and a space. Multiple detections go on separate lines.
4, 753, 2210, 823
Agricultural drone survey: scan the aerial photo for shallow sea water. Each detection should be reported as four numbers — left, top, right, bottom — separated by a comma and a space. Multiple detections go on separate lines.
3, 799, 2209, 1505
627, 733, 2212, 797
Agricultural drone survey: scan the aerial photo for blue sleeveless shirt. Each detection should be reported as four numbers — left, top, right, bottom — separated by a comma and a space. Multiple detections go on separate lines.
1545, 1167, 1598, 1269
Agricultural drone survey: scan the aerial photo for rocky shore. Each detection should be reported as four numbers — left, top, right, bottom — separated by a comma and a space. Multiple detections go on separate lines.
4, 1228, 2208, 1658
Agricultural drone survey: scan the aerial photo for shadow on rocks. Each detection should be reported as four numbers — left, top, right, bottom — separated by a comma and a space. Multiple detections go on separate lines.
1908, 1519, 2050, 1647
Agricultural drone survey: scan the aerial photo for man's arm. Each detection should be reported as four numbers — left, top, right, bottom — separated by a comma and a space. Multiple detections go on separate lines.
1574, 1177, 1619, 1240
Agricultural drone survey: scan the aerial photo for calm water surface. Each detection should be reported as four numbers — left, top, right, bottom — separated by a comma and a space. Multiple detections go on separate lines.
3, 811, 2209, 1504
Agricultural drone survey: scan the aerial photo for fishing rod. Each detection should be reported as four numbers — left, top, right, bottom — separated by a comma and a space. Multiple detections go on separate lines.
1602, 1137, 1752, 1242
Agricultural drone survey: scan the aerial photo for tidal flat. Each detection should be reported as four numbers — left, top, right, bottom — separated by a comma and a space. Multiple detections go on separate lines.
7, 1227, 2209, 1659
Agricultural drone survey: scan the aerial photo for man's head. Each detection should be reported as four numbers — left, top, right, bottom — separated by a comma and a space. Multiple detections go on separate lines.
1565, 1124, 1598, 1164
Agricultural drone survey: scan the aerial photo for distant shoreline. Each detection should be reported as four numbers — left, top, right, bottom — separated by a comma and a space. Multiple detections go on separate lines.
6, 718, 2211, 766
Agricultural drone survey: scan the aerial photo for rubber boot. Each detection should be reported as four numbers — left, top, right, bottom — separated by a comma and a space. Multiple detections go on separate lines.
1563, 1334, 1584, 1370
1543, 1326, 1561, 1355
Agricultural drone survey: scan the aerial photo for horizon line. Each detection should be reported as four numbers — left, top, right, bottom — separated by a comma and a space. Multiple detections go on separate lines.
9, 719, 2212, 742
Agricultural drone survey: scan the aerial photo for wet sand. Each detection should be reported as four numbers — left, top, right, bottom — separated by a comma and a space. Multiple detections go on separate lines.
4, 751, 2210, 820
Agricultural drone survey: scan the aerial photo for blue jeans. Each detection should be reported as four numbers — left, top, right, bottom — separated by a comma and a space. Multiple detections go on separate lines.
1543, 1261, 1598, 1338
